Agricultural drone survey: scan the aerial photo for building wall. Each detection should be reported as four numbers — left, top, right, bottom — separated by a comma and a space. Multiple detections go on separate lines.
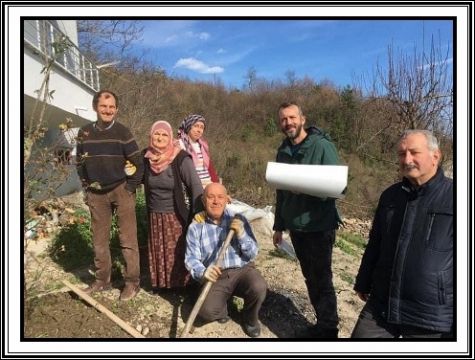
24, 46, 97, 122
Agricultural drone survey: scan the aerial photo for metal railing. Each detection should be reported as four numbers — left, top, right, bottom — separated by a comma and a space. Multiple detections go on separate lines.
24, 20, 100, 91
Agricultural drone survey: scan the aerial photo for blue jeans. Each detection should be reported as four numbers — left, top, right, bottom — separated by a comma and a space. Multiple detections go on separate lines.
290, 230, 338, 330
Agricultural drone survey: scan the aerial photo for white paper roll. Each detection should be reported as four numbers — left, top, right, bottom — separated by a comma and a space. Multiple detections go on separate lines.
265, 162, 348, 199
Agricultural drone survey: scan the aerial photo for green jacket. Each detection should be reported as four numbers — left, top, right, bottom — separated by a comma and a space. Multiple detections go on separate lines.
273, 126, 342, 232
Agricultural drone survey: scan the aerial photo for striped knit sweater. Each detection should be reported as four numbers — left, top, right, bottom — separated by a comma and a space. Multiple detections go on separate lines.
76, 120, 143, 193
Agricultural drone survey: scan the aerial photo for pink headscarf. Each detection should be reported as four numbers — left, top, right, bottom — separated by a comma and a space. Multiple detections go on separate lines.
144, 120, 181, 174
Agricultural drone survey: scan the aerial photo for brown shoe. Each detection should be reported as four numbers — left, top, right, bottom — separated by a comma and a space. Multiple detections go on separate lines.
120, 283, 140, 301
83, 281, 111, 294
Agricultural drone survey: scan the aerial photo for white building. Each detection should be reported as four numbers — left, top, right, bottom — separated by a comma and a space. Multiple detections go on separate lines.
24, 20, 100, 197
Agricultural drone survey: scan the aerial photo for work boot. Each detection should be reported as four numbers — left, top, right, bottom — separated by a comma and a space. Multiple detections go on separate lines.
83, 280, 111, 294
120, 283, 140, 301
243, 322, 261, 338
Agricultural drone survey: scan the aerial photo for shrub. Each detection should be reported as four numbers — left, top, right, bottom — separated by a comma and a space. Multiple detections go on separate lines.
264, 117, 278, 137
48, 209, 94, 271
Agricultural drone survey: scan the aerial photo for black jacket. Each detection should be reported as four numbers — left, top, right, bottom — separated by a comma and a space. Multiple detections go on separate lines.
354, 167, 453, 332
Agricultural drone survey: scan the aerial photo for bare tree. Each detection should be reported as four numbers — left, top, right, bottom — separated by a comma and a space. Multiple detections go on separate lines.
244, 66, 257, 91
285, 70, 297, 88
374, 36, 453, 133
77, 20, 144, 64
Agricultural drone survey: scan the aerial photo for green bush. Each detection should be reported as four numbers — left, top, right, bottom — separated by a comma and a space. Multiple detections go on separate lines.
48, 209, 94, 271
264, 117, 278, 137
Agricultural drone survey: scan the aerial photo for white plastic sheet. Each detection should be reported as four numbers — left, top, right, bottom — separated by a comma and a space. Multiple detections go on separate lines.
265, 162, 348, 199
226, 199, 275, 237
226, 199, 297, 258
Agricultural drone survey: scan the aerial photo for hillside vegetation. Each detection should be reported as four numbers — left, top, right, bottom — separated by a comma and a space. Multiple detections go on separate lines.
98, 65, 452, 219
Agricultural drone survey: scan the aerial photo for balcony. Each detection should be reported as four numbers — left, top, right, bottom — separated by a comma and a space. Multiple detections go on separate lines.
24, 19, 100, 92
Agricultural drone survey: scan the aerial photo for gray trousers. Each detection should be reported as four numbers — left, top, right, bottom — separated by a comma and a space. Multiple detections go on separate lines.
198, 263, 267, 326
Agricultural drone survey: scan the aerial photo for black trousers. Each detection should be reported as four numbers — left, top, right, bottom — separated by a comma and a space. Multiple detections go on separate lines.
351, 302, 453, 338
290, 229, 339, 330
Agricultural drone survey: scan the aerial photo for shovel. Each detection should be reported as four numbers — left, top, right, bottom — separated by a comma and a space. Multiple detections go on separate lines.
180, 226, 236, 338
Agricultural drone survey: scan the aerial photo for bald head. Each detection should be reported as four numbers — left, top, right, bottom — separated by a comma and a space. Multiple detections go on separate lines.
203, 183, 230, 223
204, 182, 227, 197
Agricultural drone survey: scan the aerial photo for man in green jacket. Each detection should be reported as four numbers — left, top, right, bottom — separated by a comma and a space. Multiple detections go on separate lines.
272, 102, 341, 338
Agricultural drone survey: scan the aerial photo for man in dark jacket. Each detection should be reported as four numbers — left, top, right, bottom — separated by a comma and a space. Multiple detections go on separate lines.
76, 90, 144, 301
272, 102, 341, 338
352, 129, 453, 338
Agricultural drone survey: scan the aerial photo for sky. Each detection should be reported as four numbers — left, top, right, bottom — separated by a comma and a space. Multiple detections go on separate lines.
134, 19, 454, 90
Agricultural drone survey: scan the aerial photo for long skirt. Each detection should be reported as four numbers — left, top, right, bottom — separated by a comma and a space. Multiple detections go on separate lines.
148, 212, 190, 288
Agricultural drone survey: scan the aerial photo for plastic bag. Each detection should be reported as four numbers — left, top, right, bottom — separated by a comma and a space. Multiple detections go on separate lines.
277, 239, 297, 259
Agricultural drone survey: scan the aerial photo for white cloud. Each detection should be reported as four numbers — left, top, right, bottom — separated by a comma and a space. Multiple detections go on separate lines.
174, 57, 224, 74
185, 31, 210, 41
164, 35, 178, 43
419, 57, 453, 70
141, 21, 210, 47
198, 32, 210, 40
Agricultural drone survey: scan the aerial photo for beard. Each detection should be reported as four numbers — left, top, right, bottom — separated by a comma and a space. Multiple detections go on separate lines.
283, 123, 303, 140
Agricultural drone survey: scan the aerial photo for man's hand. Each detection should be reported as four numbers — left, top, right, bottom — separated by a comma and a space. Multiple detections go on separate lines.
203, 265, 222, 283
356, 291, 369, 302
273, 231, 283, 248
230, 218, 245, 238
193, 211, 206, 223
124, 160, 137, 176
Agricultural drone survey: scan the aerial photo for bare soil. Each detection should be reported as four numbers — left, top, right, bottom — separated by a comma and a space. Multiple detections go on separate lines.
24, 216, 365, 339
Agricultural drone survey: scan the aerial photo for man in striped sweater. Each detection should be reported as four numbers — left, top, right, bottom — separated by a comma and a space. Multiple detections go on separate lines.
76, 90, 144, 301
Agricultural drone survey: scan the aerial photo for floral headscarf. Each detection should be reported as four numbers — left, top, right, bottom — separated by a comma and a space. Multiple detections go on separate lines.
177, 114, 211, 168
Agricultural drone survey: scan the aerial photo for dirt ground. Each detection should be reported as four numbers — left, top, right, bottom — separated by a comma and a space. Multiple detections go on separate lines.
24, 216, 365, 339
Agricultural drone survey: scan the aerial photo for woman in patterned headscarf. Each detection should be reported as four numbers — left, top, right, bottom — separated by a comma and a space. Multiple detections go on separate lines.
177, 114, 219, 188
142, 120, 203, 289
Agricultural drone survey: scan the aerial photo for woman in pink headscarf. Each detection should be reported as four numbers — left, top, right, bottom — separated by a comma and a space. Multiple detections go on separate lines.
177, 114, 219, 188
143, 120, 203, 289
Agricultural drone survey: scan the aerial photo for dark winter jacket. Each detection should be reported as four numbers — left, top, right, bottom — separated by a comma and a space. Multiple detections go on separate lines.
354, 167, 453, 332
273, 126, 341, 232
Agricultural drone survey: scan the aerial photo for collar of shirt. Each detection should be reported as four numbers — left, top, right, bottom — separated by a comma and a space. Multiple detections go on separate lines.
204, 208, 234, 226
94, 120, 115, 131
